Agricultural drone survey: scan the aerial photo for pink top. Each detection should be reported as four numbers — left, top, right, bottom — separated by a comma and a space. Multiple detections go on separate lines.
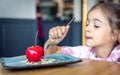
62, 45, 120, 63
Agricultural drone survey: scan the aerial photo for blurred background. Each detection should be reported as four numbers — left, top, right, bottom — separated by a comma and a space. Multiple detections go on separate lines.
0, 0, 120, 57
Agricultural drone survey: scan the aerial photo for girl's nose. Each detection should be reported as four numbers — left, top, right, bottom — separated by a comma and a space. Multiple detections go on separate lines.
85, 25, 91, 33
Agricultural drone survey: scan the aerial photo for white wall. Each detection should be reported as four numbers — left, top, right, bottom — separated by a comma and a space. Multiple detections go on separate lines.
73, 0, 81, 22
0, 0, 36, 19
114, 0, 119, 3
73, 0, 97, 22
87, 0, 97, 12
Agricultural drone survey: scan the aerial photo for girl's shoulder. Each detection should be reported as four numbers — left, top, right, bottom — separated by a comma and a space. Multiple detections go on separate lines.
112, 44, 120, 53
116, 44, 120, 50
107, 44, 120, 62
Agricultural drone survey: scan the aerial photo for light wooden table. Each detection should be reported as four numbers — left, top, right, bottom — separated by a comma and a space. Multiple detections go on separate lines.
1, 59, 120, 75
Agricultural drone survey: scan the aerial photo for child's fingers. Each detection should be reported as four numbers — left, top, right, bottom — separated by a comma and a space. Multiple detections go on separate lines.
57, 26, 66, 38
52, 27, 58, 39
49, 25, 69, 44
62, 25, 70, 39
49, 26, 64, 39
49, 27, 56, 39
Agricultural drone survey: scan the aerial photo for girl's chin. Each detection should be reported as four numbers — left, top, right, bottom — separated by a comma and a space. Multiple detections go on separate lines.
85, 43, 93, 47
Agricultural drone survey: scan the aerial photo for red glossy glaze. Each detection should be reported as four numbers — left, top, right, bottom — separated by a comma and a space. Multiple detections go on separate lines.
26, 46, 44, 62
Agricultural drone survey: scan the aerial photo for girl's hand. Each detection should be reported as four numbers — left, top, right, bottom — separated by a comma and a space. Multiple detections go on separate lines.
48, 25, 70, 45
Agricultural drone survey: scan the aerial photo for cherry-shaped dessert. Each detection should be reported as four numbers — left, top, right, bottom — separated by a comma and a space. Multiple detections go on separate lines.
26, 31, 44, 62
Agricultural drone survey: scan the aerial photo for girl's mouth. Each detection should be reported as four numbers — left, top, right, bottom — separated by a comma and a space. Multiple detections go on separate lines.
86, 36, 92, 40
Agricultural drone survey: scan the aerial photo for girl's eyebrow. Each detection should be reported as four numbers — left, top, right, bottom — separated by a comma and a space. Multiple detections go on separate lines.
87, 18, 103, 24
94, 18, 102, 23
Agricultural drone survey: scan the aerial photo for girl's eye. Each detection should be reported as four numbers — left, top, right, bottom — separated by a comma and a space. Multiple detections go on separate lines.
86, 24, 88, 26
86, 19, 89, 26
94, 25, 100, 28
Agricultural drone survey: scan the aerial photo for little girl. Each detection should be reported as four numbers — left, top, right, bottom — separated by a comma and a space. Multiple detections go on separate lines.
44, 3, 120, 63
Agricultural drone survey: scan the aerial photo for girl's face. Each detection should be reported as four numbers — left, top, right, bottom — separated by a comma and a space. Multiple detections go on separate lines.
85, 8, 114, 47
